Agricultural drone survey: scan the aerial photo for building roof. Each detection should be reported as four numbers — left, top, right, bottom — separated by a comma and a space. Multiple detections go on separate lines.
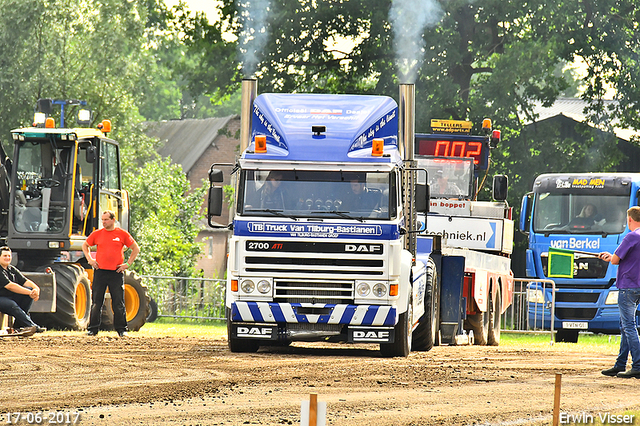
144, 116, 236, 173
530, 98, 639, 142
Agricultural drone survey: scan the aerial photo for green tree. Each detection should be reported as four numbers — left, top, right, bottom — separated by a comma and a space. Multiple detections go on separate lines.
124, 157, 206, 277
0, 0, 206, 278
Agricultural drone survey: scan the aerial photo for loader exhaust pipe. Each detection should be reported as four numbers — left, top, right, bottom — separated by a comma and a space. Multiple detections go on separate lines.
398, 84, 415, 161
240, 78, 258, 153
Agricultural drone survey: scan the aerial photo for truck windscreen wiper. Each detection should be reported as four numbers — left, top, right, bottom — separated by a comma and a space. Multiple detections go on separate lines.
311, 210, 365, 222
244, 209, 298, 220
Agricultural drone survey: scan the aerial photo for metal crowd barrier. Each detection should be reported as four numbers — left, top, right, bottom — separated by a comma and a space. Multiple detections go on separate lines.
141, 275, 226, 321
503, 278, 557, 344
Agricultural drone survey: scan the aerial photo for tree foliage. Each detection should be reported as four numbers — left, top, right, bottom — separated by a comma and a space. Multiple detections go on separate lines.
0, 0, 206, 277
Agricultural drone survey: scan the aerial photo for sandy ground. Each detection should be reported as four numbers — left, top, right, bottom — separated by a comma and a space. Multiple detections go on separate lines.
1, 333, 639, 426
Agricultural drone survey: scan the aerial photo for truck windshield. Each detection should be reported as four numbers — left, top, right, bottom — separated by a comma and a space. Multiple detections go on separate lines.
239, 170, 393, 220
415, 156, 473, 199
533, 193, 628, 234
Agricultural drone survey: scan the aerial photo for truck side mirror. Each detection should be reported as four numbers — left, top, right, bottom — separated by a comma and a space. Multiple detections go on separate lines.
492, 175, 508, 201
85, 145, 96, 163
415, 183, 429, 213
208, 186, 224, 217
519, 192, 532, 234
209, 168, 224, 183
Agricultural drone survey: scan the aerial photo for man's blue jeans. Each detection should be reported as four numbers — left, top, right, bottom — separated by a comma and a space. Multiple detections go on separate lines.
614, 288, 640, 371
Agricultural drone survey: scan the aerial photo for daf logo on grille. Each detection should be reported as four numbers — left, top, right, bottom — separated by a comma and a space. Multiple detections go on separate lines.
345, 244, 382, 253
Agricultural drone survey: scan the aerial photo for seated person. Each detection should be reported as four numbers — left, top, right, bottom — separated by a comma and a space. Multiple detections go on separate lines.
430, 170, 462, 198
258, 171, 289, 210
0, 246, 44, 334
569, 203, 605, 227
340, 174, 380, 214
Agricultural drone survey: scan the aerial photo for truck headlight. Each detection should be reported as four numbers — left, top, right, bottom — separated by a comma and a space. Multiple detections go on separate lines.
527, 289, 545, 304
240, 279, 255, 293
356, 282, 370, 297
372, 283, 387, 297
605, 290, 619, 305
257, 279, 271, 294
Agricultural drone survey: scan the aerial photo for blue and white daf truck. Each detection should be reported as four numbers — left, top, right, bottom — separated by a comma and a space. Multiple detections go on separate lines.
207, 81, 511, 356
520, 173, 640, 342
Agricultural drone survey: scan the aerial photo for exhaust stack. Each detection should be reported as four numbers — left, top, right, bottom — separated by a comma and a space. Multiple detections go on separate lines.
398, 84, 415, 161
240, 78, 258, 153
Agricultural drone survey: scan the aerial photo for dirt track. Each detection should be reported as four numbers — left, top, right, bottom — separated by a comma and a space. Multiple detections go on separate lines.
1, 333, 640, 426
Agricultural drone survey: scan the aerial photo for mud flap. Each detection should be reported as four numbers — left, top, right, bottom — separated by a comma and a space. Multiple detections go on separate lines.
231, 323, 279, 340
439, 256, 466, 344
348, 326, 394, 343
24, 272, 56, 313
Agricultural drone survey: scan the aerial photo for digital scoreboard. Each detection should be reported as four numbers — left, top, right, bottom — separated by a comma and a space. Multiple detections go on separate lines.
415, 135, 489, 170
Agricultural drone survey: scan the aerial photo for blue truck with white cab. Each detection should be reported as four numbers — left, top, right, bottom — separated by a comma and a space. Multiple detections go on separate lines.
520, 173, 640, 342
207, 81, 513, 356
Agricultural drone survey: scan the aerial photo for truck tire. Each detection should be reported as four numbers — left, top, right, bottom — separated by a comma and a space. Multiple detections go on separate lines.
97, 271, 150, 331
412, 258, 439, 351
556, 329, 579, 343
226, 308, 260, 353
32, 264, 91, 330
487, 289, 502, 346
380, 296, 412, 357
465, 309, 489, 346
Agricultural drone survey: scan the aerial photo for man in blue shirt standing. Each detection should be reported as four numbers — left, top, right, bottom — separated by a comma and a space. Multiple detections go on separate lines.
599, 206, 640, 378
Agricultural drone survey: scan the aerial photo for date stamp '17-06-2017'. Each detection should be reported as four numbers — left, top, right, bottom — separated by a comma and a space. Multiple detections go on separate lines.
2, 412, 81, 425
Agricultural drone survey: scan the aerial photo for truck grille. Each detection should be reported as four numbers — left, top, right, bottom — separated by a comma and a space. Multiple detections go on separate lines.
242, 240, 387, 304
556, 308, 597, 321
275, 279, 354, 304
555, 293, 600, 303
541, 255, 609, 279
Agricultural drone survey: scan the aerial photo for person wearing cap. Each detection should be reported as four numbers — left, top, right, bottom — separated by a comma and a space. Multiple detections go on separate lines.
0, 246, 45, 335
82, 210, 139, 337
430, 170, 462, 197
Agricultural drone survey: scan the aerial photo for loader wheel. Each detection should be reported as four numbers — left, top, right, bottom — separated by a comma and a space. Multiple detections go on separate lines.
487, 289, 502, 346
412, 258, 439, 351
146, 297, 158, 322
97, 271, 150, 331
32, 264, 91, 330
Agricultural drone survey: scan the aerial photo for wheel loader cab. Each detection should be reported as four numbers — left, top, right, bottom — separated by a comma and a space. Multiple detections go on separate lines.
7, 127, 128, 264
11, 139, 94, 237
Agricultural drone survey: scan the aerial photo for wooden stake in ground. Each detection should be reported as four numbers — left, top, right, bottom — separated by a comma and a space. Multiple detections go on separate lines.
309, 394, 317, 426
553, 373, 562, 426
300, 393, 326, 426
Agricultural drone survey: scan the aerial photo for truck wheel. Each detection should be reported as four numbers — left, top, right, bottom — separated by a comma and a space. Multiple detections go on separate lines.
465, 309, 489, 346
556, 329, 579, 343
31, 264, 91, 330
412, 258, 439, 351
380, 296, 412, 357
487, 289, 502, 346
226, 308, 260, 353
97, 272, 150, 331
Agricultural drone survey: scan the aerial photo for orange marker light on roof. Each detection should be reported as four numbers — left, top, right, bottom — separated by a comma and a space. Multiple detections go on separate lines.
255, 135, 267, 153
372, 138, 384, 157
482, 118, 492, 131
45, 117, 55, 128
99, 119, 112, 133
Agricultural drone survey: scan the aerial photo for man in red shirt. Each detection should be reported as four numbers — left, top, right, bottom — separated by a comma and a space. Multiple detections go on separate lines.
82, 210, 140, 337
